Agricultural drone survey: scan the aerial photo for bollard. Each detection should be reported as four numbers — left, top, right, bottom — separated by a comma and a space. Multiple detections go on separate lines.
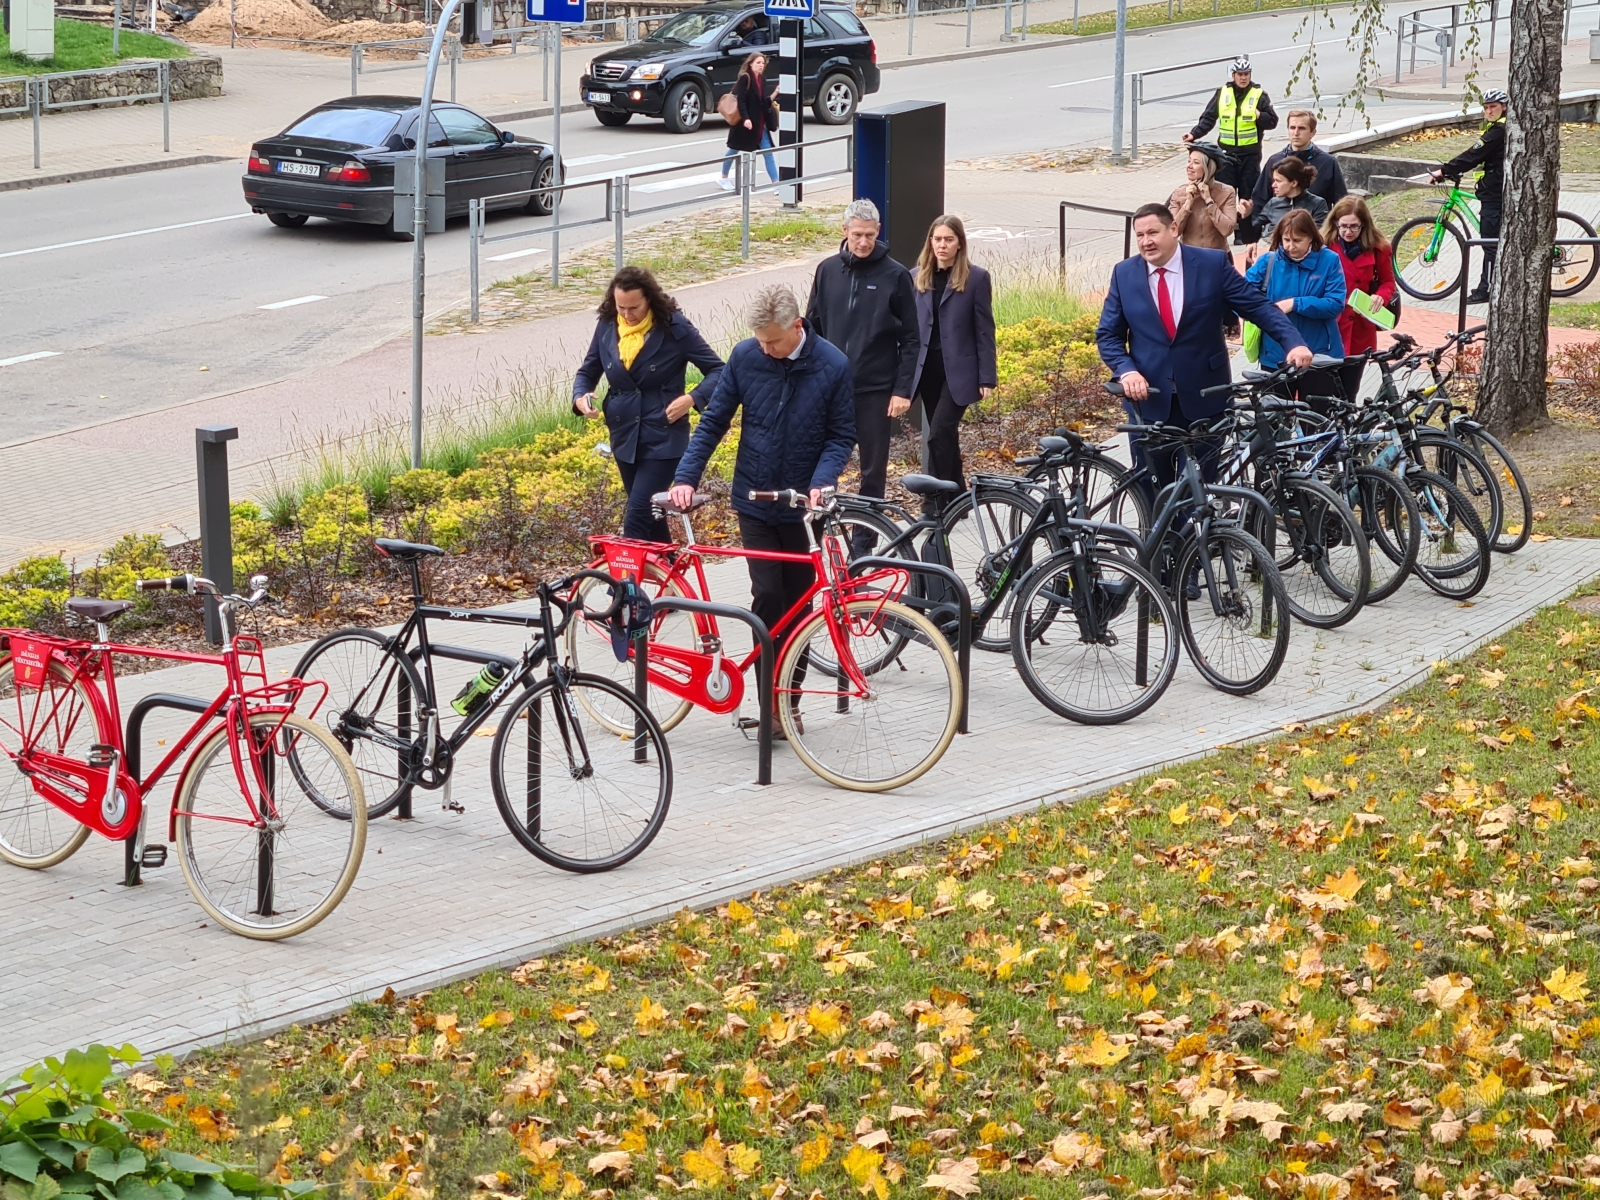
905, 0, 914, 55
613, 174, 626, 270
195, 426, 238, 645
965, 0, 973, 45
740, 152, 752, 259
32, 79, 41, 171
161, 60, 169, 153
469, 198, 481, 322
352, 42, 361, 93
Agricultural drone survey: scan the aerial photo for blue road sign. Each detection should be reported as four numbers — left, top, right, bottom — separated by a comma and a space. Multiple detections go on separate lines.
526, 0, 585, 22
763, 0, 813, 17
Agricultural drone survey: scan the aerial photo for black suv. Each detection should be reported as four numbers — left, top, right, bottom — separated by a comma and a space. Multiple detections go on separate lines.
579, 0, 879, 134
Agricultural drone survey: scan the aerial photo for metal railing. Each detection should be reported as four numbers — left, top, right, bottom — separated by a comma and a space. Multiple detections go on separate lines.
1058, 199, 1137, 271
2, 60, 172, 171
351, 33, 464, 95
466, 130, 854, 320
1127, 50, 1278, 161
1395, 0, 1596, 87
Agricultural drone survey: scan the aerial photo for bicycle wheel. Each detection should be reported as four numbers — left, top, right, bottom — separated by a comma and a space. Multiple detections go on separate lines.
1552, 211, 1600, 298
1257, 476, 1370, 630
565, 566, 696, 736
1407, 469, 1492, 600
942, 483, 1053, 652
1415, 432, 1502, 551
1065, 451, 1153, 541
1462, 427, 1532, 553
1175, 527, 1291, 696
776, 598, 961, 792
1348, 466, 1420, 605
176, 711, 366, 940
1392, 216, 1467, 301
293, 628, 422, 820
1009, 547, 1177, 725
489, 673, 671, 873
0, 658, 94, 869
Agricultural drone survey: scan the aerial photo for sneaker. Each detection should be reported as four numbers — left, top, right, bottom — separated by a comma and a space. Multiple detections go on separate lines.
717, 175, 735, 192
1464, 286, 1490, 305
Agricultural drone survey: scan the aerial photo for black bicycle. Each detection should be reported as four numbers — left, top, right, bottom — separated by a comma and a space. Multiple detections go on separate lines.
292, 539, 672, 873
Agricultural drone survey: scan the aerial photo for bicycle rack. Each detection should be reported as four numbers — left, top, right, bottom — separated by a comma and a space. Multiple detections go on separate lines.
122, 692, 211, 887
640, 598, 774, 786
405, 642, 520, 820
846, 557, 972, 736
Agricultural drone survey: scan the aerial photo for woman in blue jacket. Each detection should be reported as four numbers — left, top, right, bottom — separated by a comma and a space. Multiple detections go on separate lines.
1244, 207, 1347, 413
573, 266, 725, 543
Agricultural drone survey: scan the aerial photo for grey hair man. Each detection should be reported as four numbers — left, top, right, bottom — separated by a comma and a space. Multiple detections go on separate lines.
804, 197, 920, 552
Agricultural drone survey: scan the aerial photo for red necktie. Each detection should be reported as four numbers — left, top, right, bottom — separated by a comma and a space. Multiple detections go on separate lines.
1155, 267, 1177, 340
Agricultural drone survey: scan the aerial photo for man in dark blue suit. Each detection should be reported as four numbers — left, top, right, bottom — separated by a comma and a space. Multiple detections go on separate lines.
1096, 203, 1310, 486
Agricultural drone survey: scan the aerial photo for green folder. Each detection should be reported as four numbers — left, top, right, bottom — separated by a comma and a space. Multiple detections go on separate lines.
1348, 288, 1396, 330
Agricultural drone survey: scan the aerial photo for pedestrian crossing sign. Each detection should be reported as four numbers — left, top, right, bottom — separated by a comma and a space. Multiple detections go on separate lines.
526, 0, 585, 22
764, 0, 814, 17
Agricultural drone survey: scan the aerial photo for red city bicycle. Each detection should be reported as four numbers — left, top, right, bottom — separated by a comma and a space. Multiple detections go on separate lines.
567, 488, 962, 792
0, 574, 366, 939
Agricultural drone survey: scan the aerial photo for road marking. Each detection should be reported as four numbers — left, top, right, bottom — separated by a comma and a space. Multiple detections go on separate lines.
1047, 43, 1299, 87
569, 160, 688, 185
258, 295, 328, 310
633, 171, 725, 193
564, 137, 721, 166
487, 246, 550, 261
0, 213, 253, 260
0, 351, 61, 368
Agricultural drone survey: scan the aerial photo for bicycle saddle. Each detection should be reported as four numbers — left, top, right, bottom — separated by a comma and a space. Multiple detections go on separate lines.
375, 538, 445, 559
1038, 432, 1085, 453
898, 474, 960, 497
66, 598, 134, 622
651, 490, 711, 514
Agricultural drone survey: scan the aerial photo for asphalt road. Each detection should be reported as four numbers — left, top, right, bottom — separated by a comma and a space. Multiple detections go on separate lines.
0, 2, 1437, 444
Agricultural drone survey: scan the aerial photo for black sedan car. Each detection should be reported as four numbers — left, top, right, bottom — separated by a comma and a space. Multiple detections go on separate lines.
242, 96, 561, 238
580, 0, 879, 134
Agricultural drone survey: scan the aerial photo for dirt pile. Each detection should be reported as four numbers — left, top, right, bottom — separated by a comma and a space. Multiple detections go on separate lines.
315, 18, 427, 43
185, 0, 329, 42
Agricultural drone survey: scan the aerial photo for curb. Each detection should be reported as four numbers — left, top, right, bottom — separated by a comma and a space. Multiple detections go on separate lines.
0, 153, 234, 192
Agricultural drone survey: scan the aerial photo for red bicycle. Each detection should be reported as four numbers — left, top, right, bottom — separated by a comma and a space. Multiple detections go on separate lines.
0, 574, 367, 940
567, 488, 962, 792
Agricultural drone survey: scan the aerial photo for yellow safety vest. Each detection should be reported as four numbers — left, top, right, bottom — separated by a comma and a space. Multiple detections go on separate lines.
1216, 85, 1264, 147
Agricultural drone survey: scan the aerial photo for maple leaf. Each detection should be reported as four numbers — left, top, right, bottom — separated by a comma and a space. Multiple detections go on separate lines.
797, 1134, 832, 1174
635, 996, 669, 1034
588, 1152, 633, 1181
726, 898, 754, 922
1413, 973, 1475, 1011
477, 1010, 514, 1030
889, 1106, 927, 1124
807, 1003, 847, 1040
1468, 1072, 1505, 1107
1065, 1030, 1130, 1068
1429, 1111, 1464, 1145
964, 889, 995, 911
1479, 668, 1506, 690
1167, 802, 1191, 826
843, 1144, 888, 1199
860, 1009, 897, 1032
1382, 1100, 1427, 1130
1318, 867, 1365, 901
1231, 1099, 1288, 1129
1060, 962, 1092, 992
504, 1056, 558, 1104
923, 1156, 981, 1197
1047, 1131, 1104, 1171
1545, 965, 1591, 1003
1303, 776, 1340, 803
683, 1134, 728, 1187
1143, 777, 1180, 796
1319, 1100, 1371, 1124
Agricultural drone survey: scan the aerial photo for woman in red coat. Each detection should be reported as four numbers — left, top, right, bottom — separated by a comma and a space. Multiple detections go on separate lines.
1321, 196, 1396, 403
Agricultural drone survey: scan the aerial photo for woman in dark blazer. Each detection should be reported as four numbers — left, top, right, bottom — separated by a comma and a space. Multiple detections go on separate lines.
909, 215, 996, 490
573, 265, 725, 543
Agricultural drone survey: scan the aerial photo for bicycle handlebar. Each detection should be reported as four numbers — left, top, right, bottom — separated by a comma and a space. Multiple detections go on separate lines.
136, 575, 194, 593
749, 488, 811, 509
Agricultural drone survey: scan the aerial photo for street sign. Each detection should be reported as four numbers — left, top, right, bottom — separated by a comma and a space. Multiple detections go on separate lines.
526, 0, 584, 22
764, 0, 813, 17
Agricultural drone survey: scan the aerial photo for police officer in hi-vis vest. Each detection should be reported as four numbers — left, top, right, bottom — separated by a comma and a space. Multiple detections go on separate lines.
1183, 57, 1278, 243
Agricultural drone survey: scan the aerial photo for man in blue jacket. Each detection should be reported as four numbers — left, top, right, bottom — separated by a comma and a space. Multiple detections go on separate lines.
671, 284, 856, 731
1096, 203, 1310, 485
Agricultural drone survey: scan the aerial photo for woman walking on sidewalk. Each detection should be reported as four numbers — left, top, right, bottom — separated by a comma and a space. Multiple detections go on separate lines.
1168, 144, 1238, 251
572, 266, 725, 543
720, 53, 779, 190
910, 215, 995, 494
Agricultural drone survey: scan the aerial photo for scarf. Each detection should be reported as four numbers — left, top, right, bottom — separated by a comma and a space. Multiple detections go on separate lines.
617, 309, 655, 370
1340, 236, 1364, 260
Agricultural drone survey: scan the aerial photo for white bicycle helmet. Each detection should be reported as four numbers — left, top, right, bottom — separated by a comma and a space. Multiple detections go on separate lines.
1230, 56, 1253, 74
1481, 88, 1508, 105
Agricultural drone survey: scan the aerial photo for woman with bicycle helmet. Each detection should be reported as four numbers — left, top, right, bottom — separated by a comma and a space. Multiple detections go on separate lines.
1431, 89, 1506, 304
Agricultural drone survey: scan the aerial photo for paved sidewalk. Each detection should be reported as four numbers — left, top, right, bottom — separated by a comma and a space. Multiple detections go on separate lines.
4, 534, 1597, 1078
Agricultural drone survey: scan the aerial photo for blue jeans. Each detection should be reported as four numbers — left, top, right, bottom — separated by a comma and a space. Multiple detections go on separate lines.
721, 133, 778, 183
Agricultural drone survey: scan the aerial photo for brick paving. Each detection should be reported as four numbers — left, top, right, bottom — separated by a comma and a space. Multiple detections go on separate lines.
4, 537, 1598, 1077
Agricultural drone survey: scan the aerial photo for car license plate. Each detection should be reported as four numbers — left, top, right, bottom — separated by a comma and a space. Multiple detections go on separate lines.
276, 160, 321, 177
587, 91, 612, 104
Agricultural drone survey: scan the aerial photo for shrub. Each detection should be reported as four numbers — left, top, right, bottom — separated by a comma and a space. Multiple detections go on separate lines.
993, 314, 1103, 411
0, 557, 71, 628
232, 501, 283, 578
389, 468, 451, 509
295, 483, 376, 577
77, 533, 172, 602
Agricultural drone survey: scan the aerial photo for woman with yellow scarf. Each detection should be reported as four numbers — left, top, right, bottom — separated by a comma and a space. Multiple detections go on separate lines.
573, 266, 726, 542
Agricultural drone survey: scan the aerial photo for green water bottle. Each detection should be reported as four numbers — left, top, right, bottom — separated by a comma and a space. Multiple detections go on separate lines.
451, 661, 508, 716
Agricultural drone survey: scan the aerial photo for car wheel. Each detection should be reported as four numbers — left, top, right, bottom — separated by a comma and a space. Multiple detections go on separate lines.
267, 212, 309, 228
813, 73, 858, 125
595, 109, 632, 127
662, 81, 704, 134
525, 157, 560, 215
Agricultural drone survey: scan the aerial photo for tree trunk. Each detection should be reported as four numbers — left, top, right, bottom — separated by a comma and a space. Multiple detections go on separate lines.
1477, 0, 1564, 436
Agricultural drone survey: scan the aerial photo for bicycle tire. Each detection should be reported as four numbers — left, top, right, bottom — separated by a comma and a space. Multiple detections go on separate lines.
1392, 215, 1468, 301
776, 598, 961, 792
175, 711, 367, 940
1461, 426, 1532, 553
1033, 447, 1154, 541
1348, 466, 1421, 605
1009, 547, 1177, 725
1552, 210, 1600, 298
0, 657, 95, 869
488, 673, 671, 873
1175, 526, 1291, 696
1414, 431, 1502, 551
942, 483, 1056, 653
1254, 475, 1370, 630
1406, 468, 1492, 599
565, 565, 696, 736
292, 627, 423, 820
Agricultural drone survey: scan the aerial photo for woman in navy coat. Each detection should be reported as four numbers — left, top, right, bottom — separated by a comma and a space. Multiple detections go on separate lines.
909, 216, 997, 490
573, 266, 725, 543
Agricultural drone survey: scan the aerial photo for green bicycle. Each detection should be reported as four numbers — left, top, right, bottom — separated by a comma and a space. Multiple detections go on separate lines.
1391, 179, 1599, 302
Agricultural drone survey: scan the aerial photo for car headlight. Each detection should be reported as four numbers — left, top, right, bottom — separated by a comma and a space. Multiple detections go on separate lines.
633, 62, 665, 80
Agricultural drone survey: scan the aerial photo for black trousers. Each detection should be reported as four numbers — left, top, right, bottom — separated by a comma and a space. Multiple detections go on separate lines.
1125, 396, 1219, 500
1218, 145, 1262, 243
1337, 361, 1367, 407
738, 515, 815, 697
918, 357, 967, 491
615, 455, 679, 543
1272, 369, 1342, 418
853, 389, 893, 501
1477, 191, 1502, 289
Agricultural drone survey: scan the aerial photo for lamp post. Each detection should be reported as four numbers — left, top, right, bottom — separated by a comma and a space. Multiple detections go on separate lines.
1109, 0, 1128, 163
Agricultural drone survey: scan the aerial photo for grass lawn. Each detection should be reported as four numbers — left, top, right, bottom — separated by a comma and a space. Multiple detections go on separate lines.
0, 17, 188, 74
1551, 301, 1600, 332
1033, 0, 1316, 38
116, 585, 1600, 1199
1371, 123, 1600, 176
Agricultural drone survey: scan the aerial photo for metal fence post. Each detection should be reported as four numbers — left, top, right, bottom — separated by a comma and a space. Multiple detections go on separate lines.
351, 43, 360, 93
469, 198, 481, 323
1130, 73, 1139, 160
161, 61, 170, 153
1021, 0, 1027, 39
450, 38, 458, 101
32, 79, 41, 171
1074, 0, 1080, 31
906, 0, 914, 57
113, 0, 122, 55
966, 0, 973, 46
196, 426, 239, 646
613, 174, 626, 270
740, 151, 752, 259
1487, 0, 1496, 57
1004, 0, 1012, 38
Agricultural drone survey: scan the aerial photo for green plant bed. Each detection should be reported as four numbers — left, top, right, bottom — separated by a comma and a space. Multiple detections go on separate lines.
0, 18, 188, 75
1033, 0, 1318, 38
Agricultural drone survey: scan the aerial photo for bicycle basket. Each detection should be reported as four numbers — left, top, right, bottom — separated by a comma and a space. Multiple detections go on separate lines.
7, 635, 61, 690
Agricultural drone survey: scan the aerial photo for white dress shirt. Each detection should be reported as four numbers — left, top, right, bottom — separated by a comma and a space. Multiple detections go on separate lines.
786, 327, 807, 360
1145, 249, 1185, 331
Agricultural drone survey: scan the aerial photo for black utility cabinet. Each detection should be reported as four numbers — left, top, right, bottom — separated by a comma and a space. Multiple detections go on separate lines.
852, 100, 946, 269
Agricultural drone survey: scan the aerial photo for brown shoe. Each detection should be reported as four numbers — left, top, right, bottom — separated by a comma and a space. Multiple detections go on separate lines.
768, 709, 803, 740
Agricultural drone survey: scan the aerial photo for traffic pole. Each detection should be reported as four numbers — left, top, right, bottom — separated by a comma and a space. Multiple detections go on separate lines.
1109, 0, 1128, 162
778, 16, 804, 206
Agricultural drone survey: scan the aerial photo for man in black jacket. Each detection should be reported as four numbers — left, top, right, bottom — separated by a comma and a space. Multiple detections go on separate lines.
1183, 56, 1278, 231
806, 198, 919, 547
1434, 89, 1507, 305
1243, 109, 1347, 241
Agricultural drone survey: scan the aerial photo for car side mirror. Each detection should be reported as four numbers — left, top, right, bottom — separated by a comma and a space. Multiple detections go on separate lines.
402, 137, 416, 150
500, 129, 516, 143
384, 133, 407, 151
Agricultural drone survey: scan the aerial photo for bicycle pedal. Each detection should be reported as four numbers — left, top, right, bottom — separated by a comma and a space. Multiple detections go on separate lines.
87, 744, 116, 769
735, 716, 761, 741
140, 844, 168, 870
442, 799, 466, 814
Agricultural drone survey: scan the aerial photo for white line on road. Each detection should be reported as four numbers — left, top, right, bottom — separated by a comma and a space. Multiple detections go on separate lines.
633, 171, 725, 194
487, 246, 550, 261
0, 351, 61, 368
1047, 43, 1299, 87
563, 137, 722, 166
258, 295, 328, 310
0, 213, 253, 260
569, 161, 691, 185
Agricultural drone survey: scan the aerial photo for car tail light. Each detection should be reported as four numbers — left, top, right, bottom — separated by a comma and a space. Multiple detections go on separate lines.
248, 154, 272, 173
327, 160, 372, 183
870, 40, 877, 62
